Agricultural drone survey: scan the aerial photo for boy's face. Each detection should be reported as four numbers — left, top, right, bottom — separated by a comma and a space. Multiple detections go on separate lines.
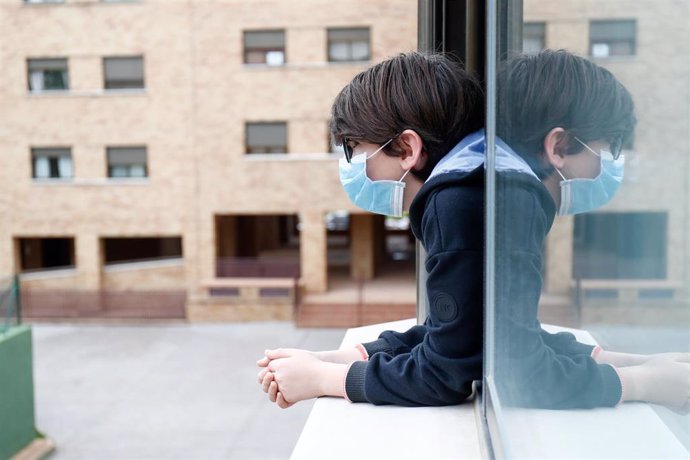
559, 139, 615, 180
347, 140, 408, 182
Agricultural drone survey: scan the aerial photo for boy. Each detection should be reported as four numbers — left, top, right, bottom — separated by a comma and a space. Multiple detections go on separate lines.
258, 51, 690, 412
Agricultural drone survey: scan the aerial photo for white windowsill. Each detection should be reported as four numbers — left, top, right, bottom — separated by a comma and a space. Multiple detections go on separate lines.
242, 61, 371, 71
32, 178, 150, 186
27, 89, 147, 98
103, 257, 183, 273
292, 319, 689, 459
20, 268, 76, 281
291, 318, 482, 460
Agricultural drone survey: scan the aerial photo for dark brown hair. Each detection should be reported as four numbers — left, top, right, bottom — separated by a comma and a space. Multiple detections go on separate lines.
329, 52, 485, 181
497, 49, 636, 178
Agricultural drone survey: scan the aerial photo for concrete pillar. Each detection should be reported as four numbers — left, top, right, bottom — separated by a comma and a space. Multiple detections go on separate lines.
350, 214, 375, 280
545, 216, 574, 295
75, 233, 102, 291
216, 215, 237, 258
300, 210, 327, 292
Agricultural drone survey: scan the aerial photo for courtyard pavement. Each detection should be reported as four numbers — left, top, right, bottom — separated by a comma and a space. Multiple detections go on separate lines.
30, 321, 346, 460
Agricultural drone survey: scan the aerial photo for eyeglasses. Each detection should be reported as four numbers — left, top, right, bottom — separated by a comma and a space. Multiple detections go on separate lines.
342, 137, 357, 163
342, 134, 400, 163
573, 135, 624, 161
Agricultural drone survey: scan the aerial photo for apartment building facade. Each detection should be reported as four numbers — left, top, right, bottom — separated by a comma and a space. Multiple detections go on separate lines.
0, 0, 418, 322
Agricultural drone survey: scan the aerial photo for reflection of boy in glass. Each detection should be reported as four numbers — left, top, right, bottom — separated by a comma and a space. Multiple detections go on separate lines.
257, 50, 690, 413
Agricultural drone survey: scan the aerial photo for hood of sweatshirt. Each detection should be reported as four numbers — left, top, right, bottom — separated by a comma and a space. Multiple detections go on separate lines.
408, 130, 556, 240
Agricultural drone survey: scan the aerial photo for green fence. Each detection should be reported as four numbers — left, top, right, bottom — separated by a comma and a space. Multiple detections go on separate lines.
0, 276, 42, 460
0, 275, 21, 334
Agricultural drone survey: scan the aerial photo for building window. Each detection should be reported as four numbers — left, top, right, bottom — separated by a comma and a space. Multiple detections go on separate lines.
327, 27, 370, 62
31, 148, 72, 179
27, 58, 68, 92
18, 238, 75, 273
244, 30, 286, 65
107, 146, 148, 178
246, 122, 288, 154
573, 212, 667, 279
590, 20, 636, 57
523, 22, 545, 54
103, 56, 145, 90
103, 237, 183, 265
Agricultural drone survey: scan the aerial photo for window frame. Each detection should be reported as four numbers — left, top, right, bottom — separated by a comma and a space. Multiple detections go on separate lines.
589, 19, 637, 58
245, 122, 288, 154
102, 56, 146, 90
30, 147, 73, 180
27, 58, 69, 92
106, 146, 149, 179
326, 27, 371, 63
243, 29, 287, 66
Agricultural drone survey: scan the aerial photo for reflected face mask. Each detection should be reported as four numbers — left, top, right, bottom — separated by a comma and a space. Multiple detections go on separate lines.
556, 138, 625, 216
338, 140, 409, 218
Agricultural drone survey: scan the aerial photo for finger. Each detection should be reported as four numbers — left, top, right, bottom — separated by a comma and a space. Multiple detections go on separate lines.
257, 367, 269, 384
257, 356, 270, 367
268, 381, 279, 403
266, 348, 293, 360
277, 391, 293, 409
262, 372, 274, 393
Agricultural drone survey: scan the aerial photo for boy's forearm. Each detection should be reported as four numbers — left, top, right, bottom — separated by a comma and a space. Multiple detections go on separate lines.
595, 350, 647, 367
316, 346, 366, 364
318, 362, 350, 398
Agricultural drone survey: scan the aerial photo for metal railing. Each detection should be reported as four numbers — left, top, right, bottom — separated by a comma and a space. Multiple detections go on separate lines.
0, 275, 21, 333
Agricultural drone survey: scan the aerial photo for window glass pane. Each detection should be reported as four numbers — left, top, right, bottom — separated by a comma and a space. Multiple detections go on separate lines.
327, 27, 370, 62
590, 20, 636, 56
31, 148, 71, 179
246, 122, 287, 153
328, 42, 350, 61
244, 30, 286, 65
27, 58, 68, 91
486, 0, 689, 457
107, 147, 148, 177
523, 22, 545, 54
104, 56, 145, 89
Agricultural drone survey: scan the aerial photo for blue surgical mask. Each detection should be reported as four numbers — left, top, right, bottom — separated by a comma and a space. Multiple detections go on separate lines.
338, 139, 410, 218
556, 137, 625, 216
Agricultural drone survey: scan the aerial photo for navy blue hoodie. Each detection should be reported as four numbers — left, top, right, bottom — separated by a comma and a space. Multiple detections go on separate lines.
344, 131, 623, 408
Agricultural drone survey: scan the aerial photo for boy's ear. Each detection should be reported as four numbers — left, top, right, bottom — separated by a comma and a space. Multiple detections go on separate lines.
543, 127, 568, 170
397, 129, 427, 172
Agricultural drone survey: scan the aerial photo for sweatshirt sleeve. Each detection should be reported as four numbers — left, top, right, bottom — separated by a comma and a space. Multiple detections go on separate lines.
360, 325, 428, 357
345, 186, 484, 406
493, 184, 622, 409
539, 328, 595, 357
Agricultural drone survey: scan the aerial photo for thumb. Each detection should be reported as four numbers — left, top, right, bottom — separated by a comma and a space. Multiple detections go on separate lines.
265, 348, 292, 360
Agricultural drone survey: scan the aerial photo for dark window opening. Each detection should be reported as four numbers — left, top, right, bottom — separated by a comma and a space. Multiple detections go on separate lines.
18, 237, 75, 272
103, 237, 183, 265
574, 212, 667, 279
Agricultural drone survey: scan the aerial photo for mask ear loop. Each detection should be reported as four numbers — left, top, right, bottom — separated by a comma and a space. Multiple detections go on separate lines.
555, 168, 567, 182
366, 138, 396, 160
399, 167, 411, 183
